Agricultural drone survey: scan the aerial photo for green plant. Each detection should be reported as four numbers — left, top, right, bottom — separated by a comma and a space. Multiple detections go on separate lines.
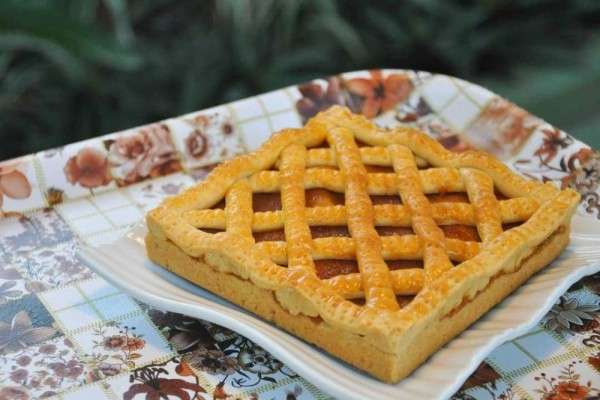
1, 0, 599, 160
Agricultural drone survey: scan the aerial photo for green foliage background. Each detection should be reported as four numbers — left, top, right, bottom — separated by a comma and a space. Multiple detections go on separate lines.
1, 0, 599, 160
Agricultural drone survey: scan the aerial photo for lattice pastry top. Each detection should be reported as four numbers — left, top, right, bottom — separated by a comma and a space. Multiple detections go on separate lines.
147, 106, 579, 346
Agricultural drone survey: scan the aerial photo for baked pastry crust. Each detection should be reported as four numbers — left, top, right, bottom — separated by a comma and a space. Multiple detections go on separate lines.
146, 106, 580, 382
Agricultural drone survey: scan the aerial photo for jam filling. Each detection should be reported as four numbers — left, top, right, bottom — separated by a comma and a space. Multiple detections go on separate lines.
503, 222, 523, 230
253, 229, 285, 242
350, 298, 367, 306
365, 165, 394, 173
200, 228, 225, 234
253, 225, 416, 242
210, 199, 226, 210
220, 190, 472, 211
312, 140, 331, 149
247, 190, 484, 279
494, 188, 509, 200
193, 147, 529, 311
209, 188, 524, 281
311, 226, 350, 238
441, 225, 481, 242
314, 259, 424, 280
253, 193, 282, 212
427, 192, 469, 203
315, 259, 357, 279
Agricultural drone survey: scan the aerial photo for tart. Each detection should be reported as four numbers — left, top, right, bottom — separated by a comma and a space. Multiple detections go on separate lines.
146, 106, 579, 382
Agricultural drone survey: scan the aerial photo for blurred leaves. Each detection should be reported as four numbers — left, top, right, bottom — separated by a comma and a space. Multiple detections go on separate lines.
0, 1, 140, 80
482, 33, 600, 146
1, 0, 599, 159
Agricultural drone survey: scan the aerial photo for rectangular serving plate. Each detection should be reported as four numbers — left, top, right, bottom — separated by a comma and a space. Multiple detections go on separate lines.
80, 215, 600, 400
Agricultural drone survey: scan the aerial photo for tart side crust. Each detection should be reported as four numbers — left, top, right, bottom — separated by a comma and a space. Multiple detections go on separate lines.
389, 224, 569, 382
146, 224, 570, 382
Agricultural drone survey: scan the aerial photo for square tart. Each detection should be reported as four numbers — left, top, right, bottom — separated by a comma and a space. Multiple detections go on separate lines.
146, 106, 580, 382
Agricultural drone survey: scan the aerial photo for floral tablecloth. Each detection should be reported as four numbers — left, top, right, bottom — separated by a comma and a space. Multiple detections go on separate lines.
1, 70, 599, 400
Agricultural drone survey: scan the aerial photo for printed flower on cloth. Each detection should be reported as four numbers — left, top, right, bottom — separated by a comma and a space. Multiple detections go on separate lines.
0, 209, 73, 256
457, 362, 501, 392
0, 265, 29, 306
0, 336, 91, 399
81, 322, 147, 375
528, 361, 600, 400
105, 123, 182, 187
0, 309, 57, 355
74, 313, 174, 380
543, 295, 600, 334
146, 308, 298, 395
183, 347, 238, 375
184, 119, 209, 160
12, 241, 94, 292
534, 127, 574, 164
145, 307, 219, 353
107, 358, 206, 400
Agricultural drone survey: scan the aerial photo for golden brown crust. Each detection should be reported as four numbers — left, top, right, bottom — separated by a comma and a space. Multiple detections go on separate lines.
146, 223, 570, 382
145, 106, 580, 381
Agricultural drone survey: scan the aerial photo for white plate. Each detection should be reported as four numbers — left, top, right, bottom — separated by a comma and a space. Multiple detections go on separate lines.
80, 215, 600, 400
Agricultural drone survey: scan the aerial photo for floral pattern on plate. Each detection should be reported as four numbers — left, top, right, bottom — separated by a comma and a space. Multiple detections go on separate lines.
105, 123, 183, 187
461, 98, 542, 159
391, 89, 473, 153
0, 155, 47, 215
169, 109, 245, 169
124, 172, 195, 213
514, 125, 600, 219
64, 147, 113, 191
0, 158, 33, 212
296, 70, 413, 121
38, 141, 117, 206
